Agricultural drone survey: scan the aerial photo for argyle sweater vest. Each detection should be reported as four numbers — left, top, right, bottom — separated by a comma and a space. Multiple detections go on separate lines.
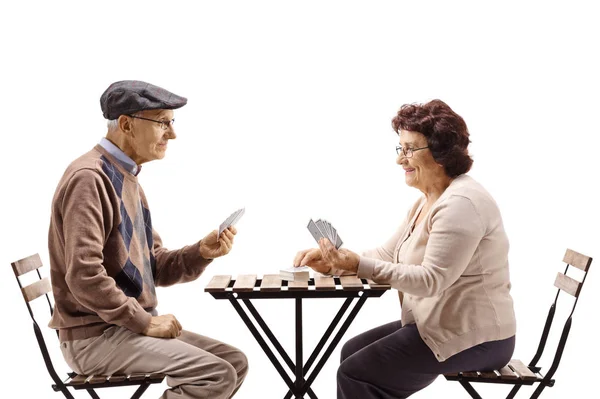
48, 145, 211, 341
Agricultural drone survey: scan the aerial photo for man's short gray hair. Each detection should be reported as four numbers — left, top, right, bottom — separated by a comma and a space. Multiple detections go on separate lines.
107, 119, 119, 131
107, 112, 141, 131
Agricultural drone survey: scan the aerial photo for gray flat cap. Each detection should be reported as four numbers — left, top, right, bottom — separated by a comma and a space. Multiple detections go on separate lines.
100, 80, 187, 120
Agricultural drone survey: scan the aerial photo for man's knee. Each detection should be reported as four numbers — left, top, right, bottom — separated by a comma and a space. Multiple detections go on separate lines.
210, 359, 238, 394
231, 348, 249, 380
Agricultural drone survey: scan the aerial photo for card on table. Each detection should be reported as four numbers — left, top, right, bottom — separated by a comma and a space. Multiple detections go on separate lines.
279, 265, 310, 282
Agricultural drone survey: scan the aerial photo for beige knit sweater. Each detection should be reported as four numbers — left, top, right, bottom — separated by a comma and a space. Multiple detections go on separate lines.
357, 174, 516, 361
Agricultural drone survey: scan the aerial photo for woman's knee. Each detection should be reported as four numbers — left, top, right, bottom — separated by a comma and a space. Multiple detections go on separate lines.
340, 337, 362, 362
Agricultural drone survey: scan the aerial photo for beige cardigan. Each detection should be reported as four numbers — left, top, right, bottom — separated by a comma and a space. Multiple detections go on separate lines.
357, 174, 516, 362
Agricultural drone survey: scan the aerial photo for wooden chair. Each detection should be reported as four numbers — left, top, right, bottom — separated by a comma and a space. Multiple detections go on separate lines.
444, 248, 593, 398
11, 253, 165, 399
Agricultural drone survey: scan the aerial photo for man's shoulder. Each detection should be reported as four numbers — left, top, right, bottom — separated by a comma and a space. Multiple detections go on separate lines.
63, 146, 110, 177
56, 147, 111, 188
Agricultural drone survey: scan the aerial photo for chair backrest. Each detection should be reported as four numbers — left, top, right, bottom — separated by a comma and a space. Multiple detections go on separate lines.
11, 253, 65, 388
529, 248, 592, 380
11, 253, 54, 318
553, 249, 592, 300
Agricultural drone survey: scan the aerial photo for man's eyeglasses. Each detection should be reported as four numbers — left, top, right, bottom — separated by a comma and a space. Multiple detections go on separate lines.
128, 115, 175, 131
396, 145, 429, 158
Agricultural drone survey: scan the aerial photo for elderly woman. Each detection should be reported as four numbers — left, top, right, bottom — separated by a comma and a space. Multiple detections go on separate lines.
294, 99, 516, 398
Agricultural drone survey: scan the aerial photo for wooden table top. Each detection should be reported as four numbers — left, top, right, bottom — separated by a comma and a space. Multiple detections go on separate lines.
205, 274, 392, 299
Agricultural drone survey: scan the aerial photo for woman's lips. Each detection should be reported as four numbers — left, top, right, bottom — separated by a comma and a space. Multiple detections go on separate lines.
404, 168, 415, 174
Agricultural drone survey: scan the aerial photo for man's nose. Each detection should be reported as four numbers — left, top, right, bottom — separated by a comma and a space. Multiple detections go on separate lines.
166, 129, 176, 140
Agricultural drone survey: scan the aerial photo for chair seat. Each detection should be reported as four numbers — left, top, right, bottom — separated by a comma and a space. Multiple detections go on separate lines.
66, 373, 166, 390
444, 359, 543, 386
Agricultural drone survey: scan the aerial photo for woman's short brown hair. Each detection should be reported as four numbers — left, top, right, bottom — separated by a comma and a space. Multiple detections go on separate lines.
392, 99, 473, 178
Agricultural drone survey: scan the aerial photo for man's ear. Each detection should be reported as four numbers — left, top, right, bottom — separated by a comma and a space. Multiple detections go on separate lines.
118, 115, 133, 135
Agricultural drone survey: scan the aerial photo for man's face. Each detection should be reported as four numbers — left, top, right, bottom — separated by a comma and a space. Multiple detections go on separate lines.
127, 109, 176, 164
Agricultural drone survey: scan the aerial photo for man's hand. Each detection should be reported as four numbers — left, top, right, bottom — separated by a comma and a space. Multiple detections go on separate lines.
142, 314, 182, 338
199, 226, 237, 259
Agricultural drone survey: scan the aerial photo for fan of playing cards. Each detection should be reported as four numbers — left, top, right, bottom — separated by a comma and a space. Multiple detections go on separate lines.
307, 218, 343, 249
218, 208, 245, 236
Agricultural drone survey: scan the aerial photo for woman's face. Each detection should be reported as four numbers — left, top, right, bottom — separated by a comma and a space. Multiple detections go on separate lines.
396, 130, 445, 191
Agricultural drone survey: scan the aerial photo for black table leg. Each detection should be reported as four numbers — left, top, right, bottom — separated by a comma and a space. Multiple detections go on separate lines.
283, 297, 354, 398
295, 298, 303, 399
299, 293, 369, 397
227, 295, 298, 393
304, 298, 353, 373
228, 292, 370, 399
241, 299, 317, 398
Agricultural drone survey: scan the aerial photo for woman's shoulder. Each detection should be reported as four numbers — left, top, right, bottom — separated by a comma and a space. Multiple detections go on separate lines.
439, 174, 502, 217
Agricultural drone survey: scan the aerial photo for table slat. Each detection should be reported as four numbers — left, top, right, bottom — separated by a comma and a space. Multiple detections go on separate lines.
287, 280, 309, 290
205, 275, 232, 292
340, 276, 363, 290
366, 279, 391, 290
314, 275, 336, 291
260, 274, 283, 292
233, 275, 257, 292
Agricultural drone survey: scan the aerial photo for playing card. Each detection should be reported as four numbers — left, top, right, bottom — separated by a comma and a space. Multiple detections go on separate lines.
307, 219, 325, 243
230, 208, 245, 226
308, 218, 343, 249
319, 219, 328, 241
314, 220, 328, 240
335, 234, 343, 249
219, 208, 245, 236
325, 219, 342, 249
330, 224, 338, 247
323, 220, 333, 243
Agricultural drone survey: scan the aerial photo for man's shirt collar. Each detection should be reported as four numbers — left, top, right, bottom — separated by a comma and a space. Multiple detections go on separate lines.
99, 137, 141, 176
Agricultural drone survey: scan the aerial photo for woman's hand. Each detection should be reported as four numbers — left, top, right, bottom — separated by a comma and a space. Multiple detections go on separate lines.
293, 247, 332, 274
318, 238, 360, 273
294, 239, 361, 274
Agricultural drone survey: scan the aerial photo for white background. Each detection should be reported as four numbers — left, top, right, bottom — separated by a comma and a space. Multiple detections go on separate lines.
1, 1, 599, 398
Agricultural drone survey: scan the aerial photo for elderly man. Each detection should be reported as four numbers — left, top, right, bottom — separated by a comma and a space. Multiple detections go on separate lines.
48, 80, 248, 399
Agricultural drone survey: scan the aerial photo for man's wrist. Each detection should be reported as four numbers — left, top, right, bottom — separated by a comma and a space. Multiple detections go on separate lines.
198, 240, 214, 260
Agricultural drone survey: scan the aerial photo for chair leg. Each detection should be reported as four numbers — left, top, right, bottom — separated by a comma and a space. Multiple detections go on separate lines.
529, 382, 549, 399
56, 386, 76, 399
506, 384, 522, 399
459, 380, 483, 399
130, 383, 150, 399
86, 388, 101, 399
